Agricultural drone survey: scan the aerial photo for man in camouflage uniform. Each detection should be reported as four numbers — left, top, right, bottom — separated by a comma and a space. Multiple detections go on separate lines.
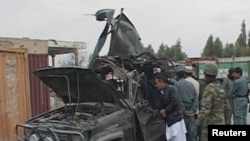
197, 79, 207, 141
197, 62, 230, 141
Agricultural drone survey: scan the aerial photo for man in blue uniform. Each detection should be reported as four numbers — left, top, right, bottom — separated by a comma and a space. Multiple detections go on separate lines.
231, 67, 249, 125
174, 67, 198, 141
222, 67, 235, 125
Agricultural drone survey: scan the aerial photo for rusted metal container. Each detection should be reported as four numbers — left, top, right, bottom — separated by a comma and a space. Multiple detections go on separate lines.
28, 54, 50, 117
0, 47, 31, 141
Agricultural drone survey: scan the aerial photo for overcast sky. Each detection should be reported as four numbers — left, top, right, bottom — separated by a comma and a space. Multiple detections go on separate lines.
1, 0, 250, 57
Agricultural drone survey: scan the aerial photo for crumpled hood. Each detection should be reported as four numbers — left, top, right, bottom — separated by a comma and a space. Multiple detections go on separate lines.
34, 67, 120, 104
108, 13, 143, 56
88, 8, 143, 68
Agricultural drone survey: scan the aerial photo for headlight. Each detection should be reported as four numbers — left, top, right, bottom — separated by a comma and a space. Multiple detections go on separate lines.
29, 134, 40, 141
44, 137, 54, 141
24, 128, 32, 138
71, 135, 84, 141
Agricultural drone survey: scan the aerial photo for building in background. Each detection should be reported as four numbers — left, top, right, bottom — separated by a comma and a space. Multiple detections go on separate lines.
186, 57, 250, 82
0, 36, 88, 115
48, 39, 88, 67
0, 37, 88, 67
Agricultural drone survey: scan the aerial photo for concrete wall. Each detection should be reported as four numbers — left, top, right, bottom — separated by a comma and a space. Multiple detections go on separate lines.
0, 37, 89, 67
0, 37, 48, 54
48, 40, 87, 49
219, 56, 250, 62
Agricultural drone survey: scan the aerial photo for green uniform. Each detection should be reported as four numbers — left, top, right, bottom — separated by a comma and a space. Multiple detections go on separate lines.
197, 79, 207, 141
198, 81, 229, 141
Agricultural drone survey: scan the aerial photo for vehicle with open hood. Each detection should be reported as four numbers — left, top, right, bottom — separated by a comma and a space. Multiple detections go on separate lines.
16, 8, 175, 141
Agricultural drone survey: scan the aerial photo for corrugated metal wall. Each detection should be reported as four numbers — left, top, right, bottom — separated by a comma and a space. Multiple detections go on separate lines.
0, 47, 31, 141
28, 54, 50, 117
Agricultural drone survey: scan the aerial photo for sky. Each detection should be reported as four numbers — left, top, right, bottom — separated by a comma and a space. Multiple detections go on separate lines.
1, 0, 250, 57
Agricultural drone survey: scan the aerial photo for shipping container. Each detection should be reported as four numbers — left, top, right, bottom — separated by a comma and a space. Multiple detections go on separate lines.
28, 54, 50, 117
0, 47, 31, 141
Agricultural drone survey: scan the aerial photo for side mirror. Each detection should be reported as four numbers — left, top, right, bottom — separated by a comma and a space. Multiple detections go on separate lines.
95, 9, 115, 23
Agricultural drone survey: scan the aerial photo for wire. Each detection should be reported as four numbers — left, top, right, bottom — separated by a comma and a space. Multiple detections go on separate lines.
74, 71, 80, 121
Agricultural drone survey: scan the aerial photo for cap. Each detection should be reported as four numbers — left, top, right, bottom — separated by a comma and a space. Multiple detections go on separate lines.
175, 66, 185, 73
203, 62, 218, 76
184, 66, 193, 73
228, 67, 235, 74
234, 67, 242, 74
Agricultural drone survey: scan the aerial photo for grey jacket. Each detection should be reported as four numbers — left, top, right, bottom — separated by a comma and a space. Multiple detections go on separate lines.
231, 76, 248, 97
174, 79, 198, 115
160, 85, 184, 126
222, 78, 234, 97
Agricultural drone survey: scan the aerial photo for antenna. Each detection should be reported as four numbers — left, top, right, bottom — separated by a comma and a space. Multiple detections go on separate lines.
83, 14, 95, 16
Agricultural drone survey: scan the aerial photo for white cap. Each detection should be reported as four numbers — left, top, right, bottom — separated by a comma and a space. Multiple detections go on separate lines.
184, 66, 193, 73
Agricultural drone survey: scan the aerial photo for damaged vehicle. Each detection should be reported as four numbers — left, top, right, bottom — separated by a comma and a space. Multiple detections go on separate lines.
16, 8, 175, 141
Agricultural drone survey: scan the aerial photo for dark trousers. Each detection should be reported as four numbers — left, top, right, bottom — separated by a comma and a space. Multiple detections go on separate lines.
184, 115, 196, 141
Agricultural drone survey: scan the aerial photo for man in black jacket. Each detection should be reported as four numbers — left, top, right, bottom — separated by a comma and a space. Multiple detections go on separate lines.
155, 74, 187, 141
